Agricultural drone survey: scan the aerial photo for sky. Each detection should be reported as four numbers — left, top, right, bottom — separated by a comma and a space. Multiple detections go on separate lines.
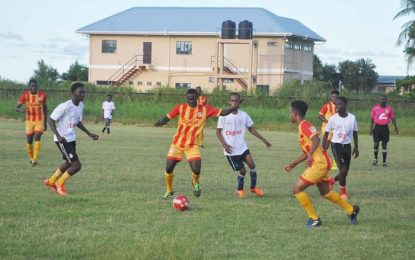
0, 0, 412, 83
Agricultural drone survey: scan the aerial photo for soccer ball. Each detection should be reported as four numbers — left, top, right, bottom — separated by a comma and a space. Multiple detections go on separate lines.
173, 195, 190, 211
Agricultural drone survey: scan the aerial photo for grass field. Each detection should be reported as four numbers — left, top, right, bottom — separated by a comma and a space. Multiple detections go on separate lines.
1, 119, 414, 259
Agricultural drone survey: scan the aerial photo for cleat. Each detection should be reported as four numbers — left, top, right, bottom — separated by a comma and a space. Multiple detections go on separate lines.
382, 163, 388, 167
31, 160, 38, 167
55, 183, 67, 196
250, 187, 265, 196
306, 218, 322, 228
350, 205, 360, 224
162, 191, 174, 200
192, 182, 201, 197
372, 159, 378, 166
43, 179, 57, 192
341, 193, 348, 200
236, 190, 247, 198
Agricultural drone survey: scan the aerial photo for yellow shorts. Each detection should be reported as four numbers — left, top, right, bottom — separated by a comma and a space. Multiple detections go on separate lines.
167, 144, 201, 162
26, 121, 44, 135
300, 162, 330, 184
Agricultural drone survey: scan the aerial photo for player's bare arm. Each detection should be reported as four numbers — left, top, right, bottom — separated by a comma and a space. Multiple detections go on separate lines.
392, 117, 399, 134
77, 121, 99, 140
285, 152, 308, 173
322, 131, 330, 150
307, 135, 320, 166
216, 128, 232, 153
15, 103, 25, 113
352, 131, 359, 158
219, 107, 239, 117
154, 116, 170, 127
48, 117, 66, 143
318, 114, 327, 123
369, 118, 374, 136
247, 126, 271, 148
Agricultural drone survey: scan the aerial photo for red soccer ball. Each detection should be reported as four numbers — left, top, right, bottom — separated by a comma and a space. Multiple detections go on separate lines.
173, 195, 190, 211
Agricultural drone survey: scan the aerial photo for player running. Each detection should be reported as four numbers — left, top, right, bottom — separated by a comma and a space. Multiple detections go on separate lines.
369, 95, 398, 167
322, 97, 359, 200
286, 100, 359, 228
43, 83, 99, 195
216, 92, 271, 197
15, 79, 47, 166
155, 88, 238, 199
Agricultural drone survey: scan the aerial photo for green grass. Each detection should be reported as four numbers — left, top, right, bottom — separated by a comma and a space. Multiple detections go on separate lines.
0, 119, 414, 259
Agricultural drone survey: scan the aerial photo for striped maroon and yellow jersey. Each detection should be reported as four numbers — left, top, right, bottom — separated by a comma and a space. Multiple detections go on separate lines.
298, 120, 331, 169
167, 103, 221, 148
319, 101, 336, 132
197, 95, 208, 106
18, 90, 47, 122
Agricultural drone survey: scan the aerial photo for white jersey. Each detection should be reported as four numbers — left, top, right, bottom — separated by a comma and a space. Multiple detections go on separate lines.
325, 112, 358, 144
50, 100, 84, 142
102, 101, 115, 119
217, 110, 253, 156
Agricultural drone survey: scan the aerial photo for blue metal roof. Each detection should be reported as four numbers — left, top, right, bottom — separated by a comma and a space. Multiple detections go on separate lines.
377, 75, 405, 84
77, 7, 325, 41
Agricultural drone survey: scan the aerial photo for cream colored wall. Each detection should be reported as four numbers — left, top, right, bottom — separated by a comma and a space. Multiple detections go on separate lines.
88, 34, 314, 94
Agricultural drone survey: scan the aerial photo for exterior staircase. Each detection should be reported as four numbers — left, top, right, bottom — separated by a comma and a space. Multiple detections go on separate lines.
107, 55, 148, 86
223, 58, 248, 90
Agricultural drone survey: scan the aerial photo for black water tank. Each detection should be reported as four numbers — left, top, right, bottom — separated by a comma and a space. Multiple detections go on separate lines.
238, 20, 253, 39
221, 20, 236, 39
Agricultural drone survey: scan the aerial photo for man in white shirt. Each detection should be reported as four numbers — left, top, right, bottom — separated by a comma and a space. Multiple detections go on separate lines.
102, 94, 115, 134
216, 92, 272, 198
43, 82, 99, 195
322, 96, 359, 200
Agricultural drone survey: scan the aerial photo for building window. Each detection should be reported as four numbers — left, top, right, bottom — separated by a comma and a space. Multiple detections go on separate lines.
102, 40, 117, 53
137, 81, 142, 85
267, 42, 278, 47
224, 78, 234, 83
176, 41, 192, 54
209, 77, 215, 83
156, 82, 161, 86
175, 83, 191, 89
147, 82, 152, 86
256, 85, 269, 95
96, 80, 114, 85
303, 45, 312, 52
285, 42, 293, 49
293, 44, 302, 50
128, 81, 133, 85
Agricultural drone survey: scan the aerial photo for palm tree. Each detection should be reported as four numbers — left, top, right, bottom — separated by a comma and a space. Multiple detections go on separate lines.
394, 0, 415, 70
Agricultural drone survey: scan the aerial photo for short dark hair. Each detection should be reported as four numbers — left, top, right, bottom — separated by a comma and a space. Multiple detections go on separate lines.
71, 82, 84, 93
28, 79, 37, 85
331, 90, 339, 95
186, 88, 198, 96
107, 93, 112, 97
337, 96, 348, 105
228, 92, 240, 100
291, 100, 308, 117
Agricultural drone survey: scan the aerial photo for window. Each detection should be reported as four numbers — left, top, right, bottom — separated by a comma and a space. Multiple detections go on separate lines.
128, 81, 133, 85
208, 77, 215, 83
176, 41, 192, 54
224, 78, 234, 83
175, 83, 191, 89
147, 82, 152, 86
285, 42, 293, 49
102, 40, 117, 53
137, 81, 142, 85
96, 80, 114, 85
303, 45, 312, 52
267, 42, 278, 47
293, 44, 302, 50
156, 82, 161, 86
256, 85, 269, 95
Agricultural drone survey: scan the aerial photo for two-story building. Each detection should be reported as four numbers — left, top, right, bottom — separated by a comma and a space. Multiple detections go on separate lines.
77, 7, 325, 94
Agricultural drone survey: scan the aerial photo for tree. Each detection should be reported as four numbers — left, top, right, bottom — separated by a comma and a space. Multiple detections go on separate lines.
357, 58, 378, 93
338, 60, 360, 93
61, 61, 88, 82
313, 55, 324, 80
394, 0, 415, 70
33, 59, 59, 85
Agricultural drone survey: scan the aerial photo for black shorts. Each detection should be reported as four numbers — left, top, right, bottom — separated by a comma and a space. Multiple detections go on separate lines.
225, 149, 250, 171
331, 143, 351, 170
104, 118, 112, 126
55, 141, 79, 163
373, 124, 389, 143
